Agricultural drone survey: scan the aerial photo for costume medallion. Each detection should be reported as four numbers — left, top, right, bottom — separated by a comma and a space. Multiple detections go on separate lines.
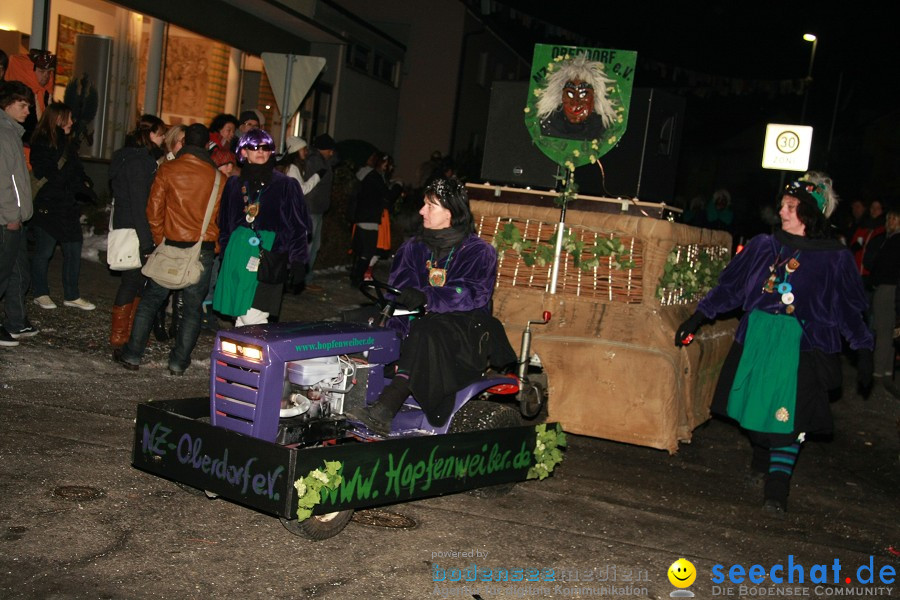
245, 204, 259, 223
428, 268, 447, 287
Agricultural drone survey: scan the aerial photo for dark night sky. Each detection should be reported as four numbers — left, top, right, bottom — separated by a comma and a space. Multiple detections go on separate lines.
486, 1, 900, 226
500, 1, 892, 82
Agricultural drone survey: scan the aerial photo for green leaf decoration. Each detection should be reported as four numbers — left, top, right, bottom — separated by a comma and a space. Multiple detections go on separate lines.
293, 460, 344, 521
527, 423, 567, 480
493, 221, 635, 274
656, 246, 730, 304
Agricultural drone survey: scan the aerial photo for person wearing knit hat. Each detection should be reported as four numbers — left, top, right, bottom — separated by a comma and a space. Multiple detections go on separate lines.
285, 135, 306, 155
313, 133, 335, 151
675, 171, 874, 515
278, 135, 324, 200
238, 110, 260, 131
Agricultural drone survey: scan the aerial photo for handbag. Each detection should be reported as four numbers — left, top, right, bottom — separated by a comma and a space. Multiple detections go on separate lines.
257, 248, 288, 284
142, 171, 222, 289
106, 201, 141, 271
30, 144, 68, 199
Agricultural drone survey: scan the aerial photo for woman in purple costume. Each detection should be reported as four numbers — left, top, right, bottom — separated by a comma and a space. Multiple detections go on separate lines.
676, 172, 874, 514
348, 177, 515, 435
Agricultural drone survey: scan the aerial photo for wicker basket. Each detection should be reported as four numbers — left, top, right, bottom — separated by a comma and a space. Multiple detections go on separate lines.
471, 199, 736, 452
476, 214, 644, 303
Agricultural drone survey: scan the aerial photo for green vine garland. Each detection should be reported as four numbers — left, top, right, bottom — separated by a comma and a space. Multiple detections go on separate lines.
294, 460, 343, 521
656, 246, 729, 303
527, 423, 567, 480
492, 222, 635, 271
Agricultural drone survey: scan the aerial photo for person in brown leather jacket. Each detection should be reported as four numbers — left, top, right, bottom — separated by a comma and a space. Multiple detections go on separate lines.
114, 123, 224, 375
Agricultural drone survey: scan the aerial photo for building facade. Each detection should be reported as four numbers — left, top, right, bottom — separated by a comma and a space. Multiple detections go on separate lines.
1, 0, 527, 184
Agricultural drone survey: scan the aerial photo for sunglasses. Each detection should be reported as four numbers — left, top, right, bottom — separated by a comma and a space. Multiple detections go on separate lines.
246, 144, 275, 152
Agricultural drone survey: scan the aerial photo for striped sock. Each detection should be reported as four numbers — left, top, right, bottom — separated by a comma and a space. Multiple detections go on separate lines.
768, 441, 802, 477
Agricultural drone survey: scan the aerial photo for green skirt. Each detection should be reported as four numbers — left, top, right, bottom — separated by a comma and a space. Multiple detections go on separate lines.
726, 310, 801, 434
213, 226, 275, 317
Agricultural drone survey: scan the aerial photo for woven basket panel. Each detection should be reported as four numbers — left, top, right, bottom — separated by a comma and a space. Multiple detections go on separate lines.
475, 214, 643, 303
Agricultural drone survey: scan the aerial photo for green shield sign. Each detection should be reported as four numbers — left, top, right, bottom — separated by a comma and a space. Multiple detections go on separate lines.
525, 44, 637, 169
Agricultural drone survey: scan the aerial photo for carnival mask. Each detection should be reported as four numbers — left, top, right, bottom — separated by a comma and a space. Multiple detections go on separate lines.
562, 79, 594, 124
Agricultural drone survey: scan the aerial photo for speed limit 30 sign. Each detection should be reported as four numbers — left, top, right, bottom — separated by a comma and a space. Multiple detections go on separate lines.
761, 124, 813, 171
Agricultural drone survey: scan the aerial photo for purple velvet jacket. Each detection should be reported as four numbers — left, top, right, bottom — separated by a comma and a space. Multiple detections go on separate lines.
388, 233, 497, 337
697, 231, 873, 353
218, 170, 311, 267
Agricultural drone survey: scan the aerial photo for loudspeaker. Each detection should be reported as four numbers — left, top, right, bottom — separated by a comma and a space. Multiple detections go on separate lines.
480, 83, 685, 203
481, 81, 560, 189
574, 88, 684, 203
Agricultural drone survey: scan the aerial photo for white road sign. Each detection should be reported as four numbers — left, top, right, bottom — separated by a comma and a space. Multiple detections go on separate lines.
761, 124, 813, 172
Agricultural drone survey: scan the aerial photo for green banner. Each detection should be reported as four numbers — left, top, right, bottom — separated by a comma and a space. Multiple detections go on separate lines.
525, 44, 637, 169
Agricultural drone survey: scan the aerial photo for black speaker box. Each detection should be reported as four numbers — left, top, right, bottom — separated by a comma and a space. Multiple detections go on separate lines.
480, 82, 685, 203
481, 81, 560, 189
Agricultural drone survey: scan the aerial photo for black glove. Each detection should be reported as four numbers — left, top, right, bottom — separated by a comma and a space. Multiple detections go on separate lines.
287, 262, 307, 294
856, 348, 874, 398
396, 287, 427, 310
316, 168, 328, 179
674, 312, 706, 347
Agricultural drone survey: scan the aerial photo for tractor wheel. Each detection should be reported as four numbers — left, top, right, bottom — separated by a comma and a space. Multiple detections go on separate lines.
280, 509, 354, 541
449, 400, 521, 498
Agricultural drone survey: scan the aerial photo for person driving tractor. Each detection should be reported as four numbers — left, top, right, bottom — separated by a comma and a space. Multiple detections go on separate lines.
347, 177, 516, 436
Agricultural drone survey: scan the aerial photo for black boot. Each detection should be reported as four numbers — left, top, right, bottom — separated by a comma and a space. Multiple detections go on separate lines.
346, 377, 410, 436
763, 472, 791, 515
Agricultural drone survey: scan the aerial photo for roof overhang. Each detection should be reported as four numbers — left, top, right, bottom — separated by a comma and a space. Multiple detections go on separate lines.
111, 0, 347, 54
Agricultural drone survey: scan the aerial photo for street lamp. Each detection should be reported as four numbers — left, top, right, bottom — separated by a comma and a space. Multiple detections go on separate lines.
799, 33, 818, 124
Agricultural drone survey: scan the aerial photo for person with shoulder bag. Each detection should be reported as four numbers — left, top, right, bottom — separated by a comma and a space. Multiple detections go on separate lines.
114, 124, 224, 376
107, 115, 165, 348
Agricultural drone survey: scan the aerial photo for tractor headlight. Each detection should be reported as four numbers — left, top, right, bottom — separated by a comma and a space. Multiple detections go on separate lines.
220, 338, 264, 362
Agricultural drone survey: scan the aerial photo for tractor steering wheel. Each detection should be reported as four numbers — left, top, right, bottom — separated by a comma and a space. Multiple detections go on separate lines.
358, 279, 404, 309
358, 280, 422, 326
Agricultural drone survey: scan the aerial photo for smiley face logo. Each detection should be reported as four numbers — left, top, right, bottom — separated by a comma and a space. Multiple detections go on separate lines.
668, 558, 696, 588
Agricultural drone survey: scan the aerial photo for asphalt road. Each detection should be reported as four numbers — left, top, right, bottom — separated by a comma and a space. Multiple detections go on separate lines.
1, 256, 898, 600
